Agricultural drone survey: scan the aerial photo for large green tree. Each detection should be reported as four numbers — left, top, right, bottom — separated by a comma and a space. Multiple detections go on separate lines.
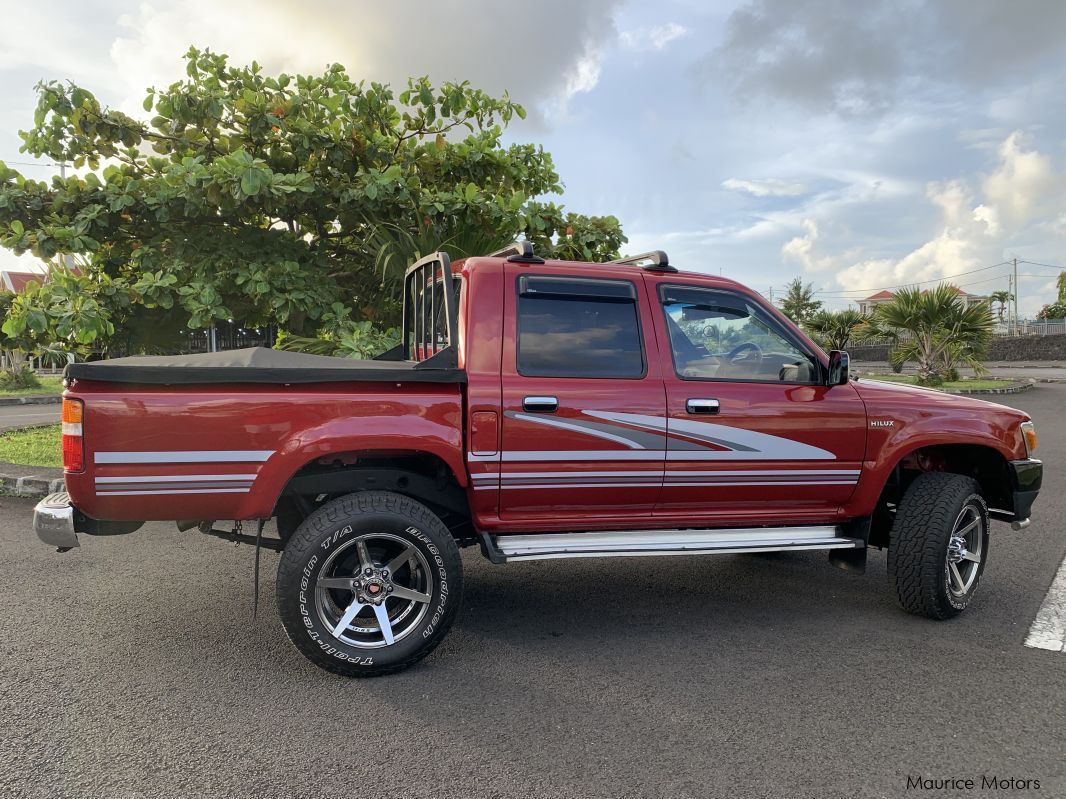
0, 48, 625, 354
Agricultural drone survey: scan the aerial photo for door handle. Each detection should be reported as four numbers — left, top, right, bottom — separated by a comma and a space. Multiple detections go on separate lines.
523, 396, 559, 413
686, 398, 720, 414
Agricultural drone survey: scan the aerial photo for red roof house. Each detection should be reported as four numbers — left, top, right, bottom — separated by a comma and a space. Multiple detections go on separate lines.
857, 285, 988, 314
0, 270, 44, 294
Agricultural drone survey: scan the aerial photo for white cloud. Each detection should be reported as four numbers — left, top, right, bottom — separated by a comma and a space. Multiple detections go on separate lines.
11, 0, 623, 121
779, 132, 1065, 315
782, 219, 838, 272
723, 177, 808, 197
981, 132, 1058, 229
561, 49, 605, 101
619, 22, 688, 51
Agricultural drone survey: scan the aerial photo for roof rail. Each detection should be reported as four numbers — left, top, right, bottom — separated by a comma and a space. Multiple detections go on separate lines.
609, 250, 677, 272
487, 241, 545, 264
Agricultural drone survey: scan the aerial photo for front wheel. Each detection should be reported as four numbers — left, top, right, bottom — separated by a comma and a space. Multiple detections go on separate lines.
276, 491, 463, 677
888, 472, 989, 619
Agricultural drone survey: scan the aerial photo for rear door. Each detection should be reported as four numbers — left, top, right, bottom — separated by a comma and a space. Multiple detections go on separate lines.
494, 264, 666, 523
648, 278, 867, 524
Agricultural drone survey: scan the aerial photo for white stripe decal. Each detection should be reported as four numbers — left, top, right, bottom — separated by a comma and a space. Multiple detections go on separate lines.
472, 451, 846, 463
490, 451, 665, 462
1025, 553, 1066, 653
95, 488, 252, 496
475, 469, 859, 479
667, 470, 859, 477
587, 411, 836, 461
510, 412, 648, 449
667, 451, 836, 461
95, 474, 259, 483
94, 451, 274, 464
483, 485, 857, 492
665, 481, 856, 487
473, 470, 664, 480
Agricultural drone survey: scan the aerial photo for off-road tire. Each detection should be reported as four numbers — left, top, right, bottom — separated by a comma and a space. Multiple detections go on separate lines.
887, 472, 989, 620
276, 491, 463, 677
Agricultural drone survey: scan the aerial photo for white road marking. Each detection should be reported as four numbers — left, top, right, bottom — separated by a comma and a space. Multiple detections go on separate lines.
1025, 553, 1066, 653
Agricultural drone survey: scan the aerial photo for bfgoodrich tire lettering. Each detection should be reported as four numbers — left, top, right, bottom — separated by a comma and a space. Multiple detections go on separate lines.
276, 491, 463, 677
887, 472, 989, 620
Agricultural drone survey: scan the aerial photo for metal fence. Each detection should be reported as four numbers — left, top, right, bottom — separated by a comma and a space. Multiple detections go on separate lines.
858, 319, 1066, 344
999, 319, 1066, 337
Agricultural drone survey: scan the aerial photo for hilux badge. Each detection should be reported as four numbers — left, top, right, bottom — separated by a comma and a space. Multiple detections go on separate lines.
870, 420, 895, 428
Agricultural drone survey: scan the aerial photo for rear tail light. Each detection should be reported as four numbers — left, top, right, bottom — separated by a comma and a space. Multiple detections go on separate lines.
61, 398, 84, 472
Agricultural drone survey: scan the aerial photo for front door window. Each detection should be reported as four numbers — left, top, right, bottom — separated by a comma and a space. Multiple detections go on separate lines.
661, 286, 818, 384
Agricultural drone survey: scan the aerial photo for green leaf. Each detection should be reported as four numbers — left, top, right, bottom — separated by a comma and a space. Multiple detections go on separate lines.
240, 169, 262, 196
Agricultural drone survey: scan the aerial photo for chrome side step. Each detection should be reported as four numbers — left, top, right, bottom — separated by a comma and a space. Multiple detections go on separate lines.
485, 525, 862, 562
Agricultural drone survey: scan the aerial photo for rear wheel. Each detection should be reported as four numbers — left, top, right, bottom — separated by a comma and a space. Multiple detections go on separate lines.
888, 472, 989, 619
276, 491, 462, 677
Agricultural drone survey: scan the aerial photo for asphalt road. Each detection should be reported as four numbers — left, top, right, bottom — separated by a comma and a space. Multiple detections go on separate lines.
1, 388, 1064, 799
0, 402, 59, 433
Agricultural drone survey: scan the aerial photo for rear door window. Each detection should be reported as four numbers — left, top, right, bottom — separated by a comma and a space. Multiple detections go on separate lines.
516, 276, 645, 378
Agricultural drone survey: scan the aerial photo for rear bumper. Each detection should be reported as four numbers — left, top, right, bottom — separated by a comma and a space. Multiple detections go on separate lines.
1008, 458, 1042, 523
33, 492, 79, 549
32, 492, 145, 549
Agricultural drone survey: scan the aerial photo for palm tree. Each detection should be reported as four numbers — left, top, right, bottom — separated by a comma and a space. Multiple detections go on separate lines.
989, 290, 1013, 323
804, 309, 869, 351
777, 278, 823, 324
863, 285, 994, 384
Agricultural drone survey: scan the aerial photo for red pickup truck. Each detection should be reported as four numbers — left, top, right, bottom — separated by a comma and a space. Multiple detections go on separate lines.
35, 243, 1042, 677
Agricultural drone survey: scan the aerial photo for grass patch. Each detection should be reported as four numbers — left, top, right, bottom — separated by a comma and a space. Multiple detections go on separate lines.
0, 424, 63, 468
0, 376, 64, 397
864, 375, 1011, 390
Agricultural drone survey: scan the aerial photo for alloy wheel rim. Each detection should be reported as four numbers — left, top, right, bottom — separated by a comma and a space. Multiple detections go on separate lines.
315, 533, 433, 648
945, 503, 984, 597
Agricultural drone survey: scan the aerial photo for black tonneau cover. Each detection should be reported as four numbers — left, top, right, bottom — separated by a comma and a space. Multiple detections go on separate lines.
64, 347, 465, 385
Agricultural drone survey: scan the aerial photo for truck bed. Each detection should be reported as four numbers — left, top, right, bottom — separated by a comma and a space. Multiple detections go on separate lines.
64, 347, 466, 385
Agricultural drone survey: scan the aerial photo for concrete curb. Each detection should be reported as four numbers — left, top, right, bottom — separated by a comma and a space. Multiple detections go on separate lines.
0, 473, 65, 498
944, 381, 1034, 396
0, 394, 62, 406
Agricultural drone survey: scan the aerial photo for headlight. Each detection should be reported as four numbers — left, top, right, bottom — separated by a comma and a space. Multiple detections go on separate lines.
1020, 421, 1037, 457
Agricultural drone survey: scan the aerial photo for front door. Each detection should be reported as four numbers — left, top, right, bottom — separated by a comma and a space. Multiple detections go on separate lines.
646, 278, 867, 525
495, 264, 666, 524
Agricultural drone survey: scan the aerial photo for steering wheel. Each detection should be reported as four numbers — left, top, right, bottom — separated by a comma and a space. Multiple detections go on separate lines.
726, 342, 763, 364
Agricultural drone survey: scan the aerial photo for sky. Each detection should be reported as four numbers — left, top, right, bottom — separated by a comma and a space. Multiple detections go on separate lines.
1, 0, 1065, 316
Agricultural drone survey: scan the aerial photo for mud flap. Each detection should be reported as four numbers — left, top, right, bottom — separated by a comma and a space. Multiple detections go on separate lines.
829, 516, 871, 574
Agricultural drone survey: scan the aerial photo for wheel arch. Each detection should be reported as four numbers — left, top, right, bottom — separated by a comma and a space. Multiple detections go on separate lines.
861, 441, 1015, 547
273, 449, 474, 545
